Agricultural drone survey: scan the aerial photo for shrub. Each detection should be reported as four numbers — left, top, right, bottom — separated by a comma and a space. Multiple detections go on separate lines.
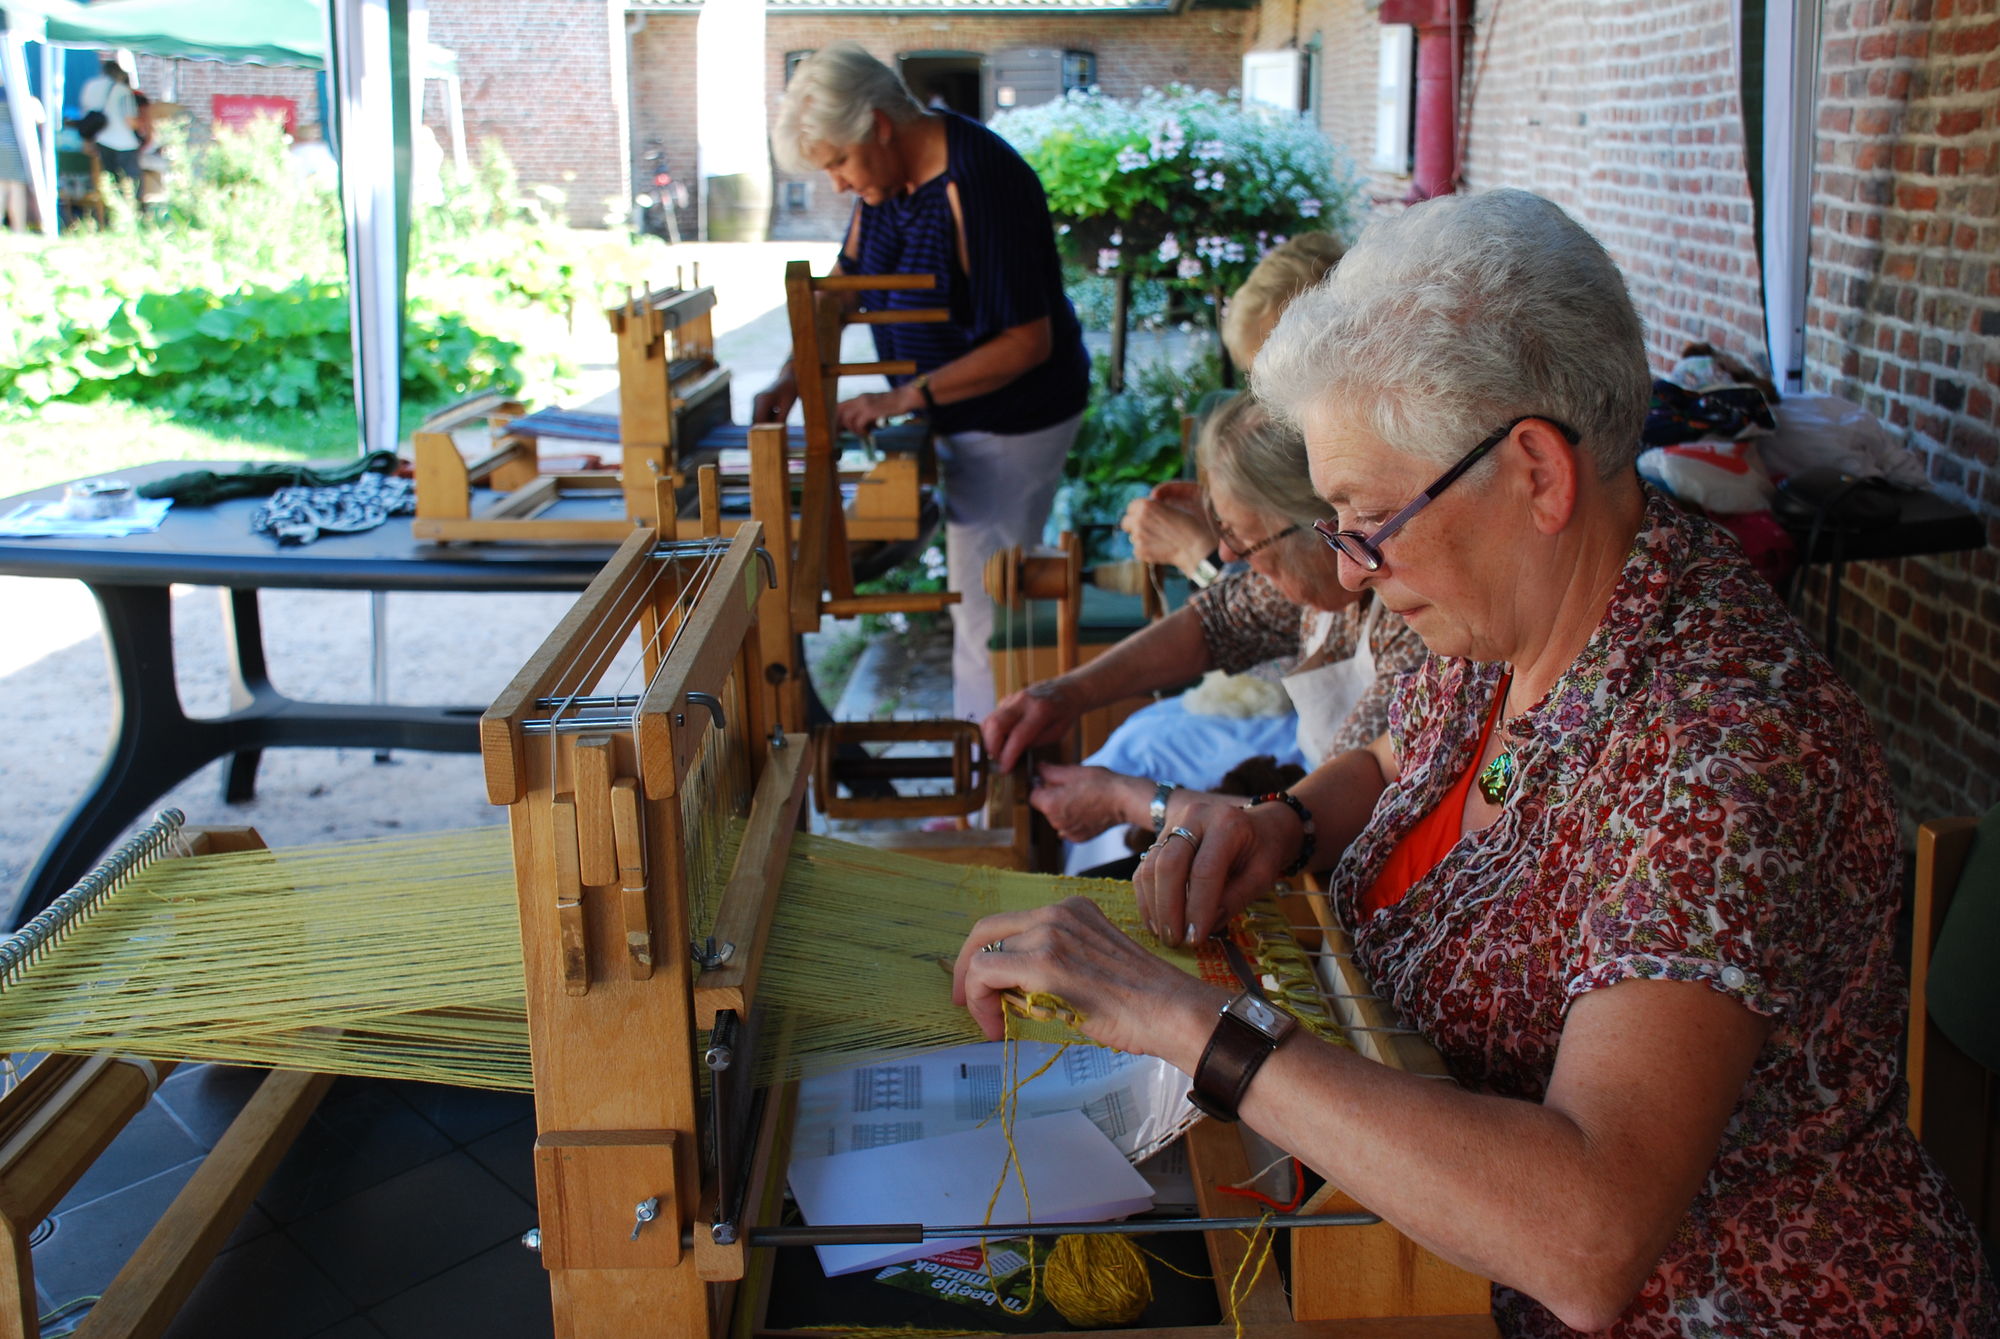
993, 86, 1358, 302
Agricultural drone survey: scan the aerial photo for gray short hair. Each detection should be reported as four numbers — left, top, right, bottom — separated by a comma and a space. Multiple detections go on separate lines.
1197, 392, 1333, 533
1252, 189, 1651, 479
773, 43, 924, 174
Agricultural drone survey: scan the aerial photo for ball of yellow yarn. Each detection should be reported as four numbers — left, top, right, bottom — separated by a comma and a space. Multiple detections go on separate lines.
1043, 1232, 1152, 1328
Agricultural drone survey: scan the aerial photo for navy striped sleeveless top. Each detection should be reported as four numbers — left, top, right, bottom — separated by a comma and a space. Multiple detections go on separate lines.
841, 113, 1091, 437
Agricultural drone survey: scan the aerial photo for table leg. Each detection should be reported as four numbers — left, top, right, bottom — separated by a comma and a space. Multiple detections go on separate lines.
221, 588, 269, 804
11, 585, 204, 924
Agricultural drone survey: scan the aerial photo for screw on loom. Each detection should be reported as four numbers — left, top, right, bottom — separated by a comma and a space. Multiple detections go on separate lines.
691, 937, 735, 971
630, 1197, 660, 1241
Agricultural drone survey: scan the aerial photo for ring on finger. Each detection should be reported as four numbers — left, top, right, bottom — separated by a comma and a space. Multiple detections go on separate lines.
980, 939, 1007, 954
1166, 826, 1199, 850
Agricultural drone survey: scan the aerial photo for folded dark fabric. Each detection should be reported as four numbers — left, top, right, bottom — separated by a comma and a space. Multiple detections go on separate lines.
1642, 380, 1777, 446
137, 452, 401, 508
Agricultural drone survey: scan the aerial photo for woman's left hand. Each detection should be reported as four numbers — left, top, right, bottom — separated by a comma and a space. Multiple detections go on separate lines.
951, 898, 1224, 1059
1029, 763, 1149, 842
835, 388, 913, 436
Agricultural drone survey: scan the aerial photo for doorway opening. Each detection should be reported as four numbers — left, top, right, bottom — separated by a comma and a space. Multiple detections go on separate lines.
899, 52, 983, 120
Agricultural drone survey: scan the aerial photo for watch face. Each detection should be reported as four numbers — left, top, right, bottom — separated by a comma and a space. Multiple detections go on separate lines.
1224, 992, 1293, 1041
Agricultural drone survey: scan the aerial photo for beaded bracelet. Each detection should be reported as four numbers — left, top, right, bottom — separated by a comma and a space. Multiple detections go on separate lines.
1246, 791, 1316, 877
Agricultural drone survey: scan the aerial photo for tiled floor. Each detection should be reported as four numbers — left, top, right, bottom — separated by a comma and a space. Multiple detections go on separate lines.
30, 1067, 549, 1339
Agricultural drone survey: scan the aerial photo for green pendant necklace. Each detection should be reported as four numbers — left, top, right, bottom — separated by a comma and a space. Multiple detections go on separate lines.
1475, 674, 1515, 805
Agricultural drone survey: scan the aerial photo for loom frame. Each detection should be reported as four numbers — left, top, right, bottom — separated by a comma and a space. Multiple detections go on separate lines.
0, 818, 336, 1339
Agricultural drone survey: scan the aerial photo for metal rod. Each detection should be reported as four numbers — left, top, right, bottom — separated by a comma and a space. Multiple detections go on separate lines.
714, 1209, 1379, 1249
0, 810, 185, 989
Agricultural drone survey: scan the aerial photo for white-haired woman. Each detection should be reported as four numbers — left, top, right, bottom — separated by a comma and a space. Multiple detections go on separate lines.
756, 43, 1091, 721
955, 189, 1996, 1335
984, 392, 1425, 869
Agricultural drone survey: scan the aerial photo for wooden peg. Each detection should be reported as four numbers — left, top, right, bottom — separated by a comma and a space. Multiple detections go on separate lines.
611, 777, 653, 977
573, 736, 617, 888
551, 797, 590, 996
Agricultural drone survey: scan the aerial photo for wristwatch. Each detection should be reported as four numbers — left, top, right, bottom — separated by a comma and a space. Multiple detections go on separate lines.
909, 372, 936, 415
1189, 549, 1224, 588
1188, 991, 1297, 1122
1149, 781, 1177, 833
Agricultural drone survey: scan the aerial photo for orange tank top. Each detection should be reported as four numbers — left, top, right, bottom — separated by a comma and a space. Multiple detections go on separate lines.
1359, 677, 1510, 919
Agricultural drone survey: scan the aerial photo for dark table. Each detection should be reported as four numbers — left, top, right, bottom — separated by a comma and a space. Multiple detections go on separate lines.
0, 461, 620, 926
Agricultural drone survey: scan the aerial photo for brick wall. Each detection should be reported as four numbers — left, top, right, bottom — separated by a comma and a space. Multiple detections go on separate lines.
629, 12, 702, 240
1803, 0, 2000, 823
426, 0, 627, 227
759, 12, 1253, 241
137, 0, 627, 229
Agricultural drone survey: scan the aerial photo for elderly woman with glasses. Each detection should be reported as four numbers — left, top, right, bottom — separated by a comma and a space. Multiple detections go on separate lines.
954, 190, 1996, 1336
982, 392, 1426, 865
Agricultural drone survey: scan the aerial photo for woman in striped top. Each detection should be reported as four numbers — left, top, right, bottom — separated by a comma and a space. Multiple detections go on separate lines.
760, 43, 1092, 721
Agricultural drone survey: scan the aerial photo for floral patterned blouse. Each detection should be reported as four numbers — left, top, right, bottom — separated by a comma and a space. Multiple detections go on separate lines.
1188, 570, 1430, 757
1323, 493, 1997, 1337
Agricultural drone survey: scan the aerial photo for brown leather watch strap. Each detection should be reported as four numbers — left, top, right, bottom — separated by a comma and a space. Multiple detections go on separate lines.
1188, 1011, 1277, 1123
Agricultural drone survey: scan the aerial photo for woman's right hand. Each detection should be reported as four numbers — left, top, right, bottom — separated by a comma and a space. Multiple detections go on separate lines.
1131, 794, 1299, 946
983, 678, 1082, 772
751, 372, 799, 425
1122, 481, 1218, 574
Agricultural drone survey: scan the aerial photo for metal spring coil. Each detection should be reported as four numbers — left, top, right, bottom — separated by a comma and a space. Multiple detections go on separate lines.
0, 809, 187, 992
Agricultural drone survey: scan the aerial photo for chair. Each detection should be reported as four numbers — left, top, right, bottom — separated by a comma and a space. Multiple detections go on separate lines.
1909, 804, 2000, 1258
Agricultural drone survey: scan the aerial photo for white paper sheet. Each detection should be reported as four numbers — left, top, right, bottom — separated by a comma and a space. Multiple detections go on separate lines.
787, 1109, 1156, 1277
0, 498, 172, 538
790, 1040, 1194, 1166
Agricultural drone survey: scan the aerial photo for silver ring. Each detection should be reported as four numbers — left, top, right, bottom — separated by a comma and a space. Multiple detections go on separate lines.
1166, 826, 1198, 850
980, 939, 1006, 954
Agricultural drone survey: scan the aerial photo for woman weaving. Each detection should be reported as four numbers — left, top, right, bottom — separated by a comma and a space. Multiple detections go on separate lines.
954, 190, 1998, 1334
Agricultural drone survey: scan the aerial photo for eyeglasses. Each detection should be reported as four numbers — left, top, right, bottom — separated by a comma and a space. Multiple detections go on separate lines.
1205, 496, 1301, 562
1310, 415, 1581, 572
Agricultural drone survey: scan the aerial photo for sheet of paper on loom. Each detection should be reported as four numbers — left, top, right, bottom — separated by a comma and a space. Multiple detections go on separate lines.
788, 1109, 1156, 1278
790, 1040, 1194, 1166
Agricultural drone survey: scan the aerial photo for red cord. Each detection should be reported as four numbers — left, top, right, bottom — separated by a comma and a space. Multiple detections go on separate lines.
1214, 1157, 1306, 1213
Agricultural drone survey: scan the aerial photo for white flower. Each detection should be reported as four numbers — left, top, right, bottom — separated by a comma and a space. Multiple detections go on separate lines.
1157, 233, 1181, 263
1177, 256, 1203, 280
1109, 229, 1123, 246
1097, 248, 1121, 273
1299, 197, 1322, 218
1210, 171, 1226, 190
1115, 146, 1149, 173
1195, 138, 1226, 161
921, 546, 947, 580
884, 611, 910, 635
1222, 240, 1246, 263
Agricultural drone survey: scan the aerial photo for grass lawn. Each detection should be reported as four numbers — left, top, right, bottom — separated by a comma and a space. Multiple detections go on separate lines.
0, 398, 454, 499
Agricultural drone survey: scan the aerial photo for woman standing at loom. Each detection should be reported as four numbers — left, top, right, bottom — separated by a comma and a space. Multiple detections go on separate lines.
954, 189, 1997, 1334
754, 44, 1091, 721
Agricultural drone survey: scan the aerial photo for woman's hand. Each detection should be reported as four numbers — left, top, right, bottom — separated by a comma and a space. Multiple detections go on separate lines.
835, 387, 917, 437
1132, 795, 1301, 946
751, 372, 799, 424
982, 678, 1082, 772
1029, 763, 1150, 842
1121, 481, 1217, 574
952, 898, 1225, 1061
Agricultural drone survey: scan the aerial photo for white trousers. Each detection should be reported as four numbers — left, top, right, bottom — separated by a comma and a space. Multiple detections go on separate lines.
939, 412, 1083, 722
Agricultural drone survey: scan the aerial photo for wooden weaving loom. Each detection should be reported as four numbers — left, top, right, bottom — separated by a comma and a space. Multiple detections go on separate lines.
410, 277, 733, 542
0, 501, 1494, 1335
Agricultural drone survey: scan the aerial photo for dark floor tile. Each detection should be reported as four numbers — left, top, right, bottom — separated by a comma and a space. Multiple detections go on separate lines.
158, 1232, 354, 1339
368, 1240, 553, 1339
463, 1117, 537, 1205
289, 1152, 535, 1309
54, 1102, 205, 1211
390, 1081, 533, 1147
155, 1063, 265, 1149
257, 1080, 452, 1224
32, 1161, 199, 1305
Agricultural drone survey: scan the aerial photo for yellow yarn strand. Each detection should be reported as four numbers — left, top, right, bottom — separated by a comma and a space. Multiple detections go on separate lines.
0, 822, 1346, 1093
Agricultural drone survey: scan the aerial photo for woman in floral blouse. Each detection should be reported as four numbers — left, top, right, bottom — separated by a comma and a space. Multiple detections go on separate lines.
954, 189, 1996, 1335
